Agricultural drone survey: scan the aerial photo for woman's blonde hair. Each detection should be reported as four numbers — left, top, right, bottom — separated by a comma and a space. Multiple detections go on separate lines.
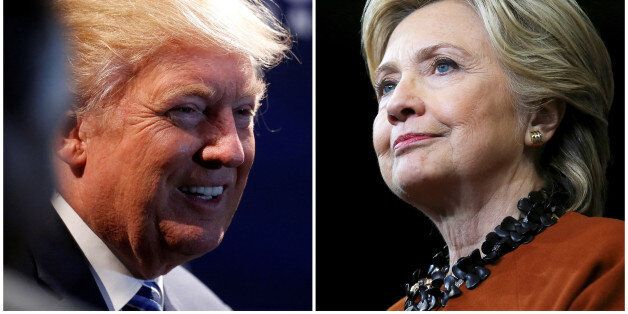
362, 0, 613, 216
55, 0, 291, 117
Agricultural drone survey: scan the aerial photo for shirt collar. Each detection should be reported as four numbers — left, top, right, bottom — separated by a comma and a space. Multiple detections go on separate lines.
52, 193, 164, 310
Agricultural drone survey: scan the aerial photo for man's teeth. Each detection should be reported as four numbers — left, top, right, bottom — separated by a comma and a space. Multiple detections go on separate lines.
179, 186, 224, 199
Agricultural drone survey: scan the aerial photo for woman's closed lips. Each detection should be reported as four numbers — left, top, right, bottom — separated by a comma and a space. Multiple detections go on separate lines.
393, 132, 440, 150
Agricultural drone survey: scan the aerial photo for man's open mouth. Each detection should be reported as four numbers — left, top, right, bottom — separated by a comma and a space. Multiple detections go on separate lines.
178, 185, 224, 200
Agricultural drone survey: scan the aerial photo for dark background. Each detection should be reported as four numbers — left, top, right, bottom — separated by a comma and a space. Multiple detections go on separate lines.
315, 0, 624, 310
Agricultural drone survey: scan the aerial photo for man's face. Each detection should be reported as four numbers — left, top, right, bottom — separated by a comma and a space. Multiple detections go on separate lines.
77, 46, 264, 278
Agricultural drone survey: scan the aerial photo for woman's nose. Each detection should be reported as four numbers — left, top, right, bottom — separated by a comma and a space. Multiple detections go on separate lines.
197, 112, 246, 169
386, 80, 426, 125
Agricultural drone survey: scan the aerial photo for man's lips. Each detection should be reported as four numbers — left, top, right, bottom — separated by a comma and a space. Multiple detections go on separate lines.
393, 133, 439, 150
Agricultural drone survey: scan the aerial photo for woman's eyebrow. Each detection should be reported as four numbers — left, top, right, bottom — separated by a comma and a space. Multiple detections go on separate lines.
376, 42, 473, 78
375, 63, 398, 81
411, 42, 472, 63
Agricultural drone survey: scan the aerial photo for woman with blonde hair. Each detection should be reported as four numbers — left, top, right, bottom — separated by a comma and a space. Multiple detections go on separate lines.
361, 0, 623, 310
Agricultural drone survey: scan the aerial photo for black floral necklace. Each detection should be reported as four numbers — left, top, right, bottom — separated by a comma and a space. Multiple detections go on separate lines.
404, 186, 568, 311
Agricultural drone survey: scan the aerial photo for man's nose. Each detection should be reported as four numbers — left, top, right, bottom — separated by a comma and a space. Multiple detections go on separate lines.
197, 110, 246, 169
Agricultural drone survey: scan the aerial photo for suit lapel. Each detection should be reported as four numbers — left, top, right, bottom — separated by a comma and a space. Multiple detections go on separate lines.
28, 204, 107, 310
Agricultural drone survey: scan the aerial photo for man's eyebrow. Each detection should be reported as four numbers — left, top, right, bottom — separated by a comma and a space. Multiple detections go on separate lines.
375, 42, 472, 79
242, 77, 267, 100
155, 83, 215, 105
154, 77, 267, 108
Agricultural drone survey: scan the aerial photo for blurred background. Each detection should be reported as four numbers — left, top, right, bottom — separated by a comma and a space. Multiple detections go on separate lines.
315, 0, 624, 310
5, 0, 312, 311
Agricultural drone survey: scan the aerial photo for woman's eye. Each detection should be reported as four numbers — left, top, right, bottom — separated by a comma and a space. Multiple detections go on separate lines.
436, 64, 451, 74
434, 58, 459, 75
382, 83, 396, 95
377, 81, 397, 97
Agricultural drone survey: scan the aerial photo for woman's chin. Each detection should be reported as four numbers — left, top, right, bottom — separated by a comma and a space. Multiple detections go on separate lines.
389, 173, 449, 206
392, 172, 436, 191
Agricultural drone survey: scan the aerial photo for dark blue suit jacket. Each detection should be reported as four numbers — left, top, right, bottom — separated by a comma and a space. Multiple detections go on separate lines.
5, 204, 106, 310
5, 204, 231, 310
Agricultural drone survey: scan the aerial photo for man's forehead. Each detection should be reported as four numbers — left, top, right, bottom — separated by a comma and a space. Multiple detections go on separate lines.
141, 47, 267, 98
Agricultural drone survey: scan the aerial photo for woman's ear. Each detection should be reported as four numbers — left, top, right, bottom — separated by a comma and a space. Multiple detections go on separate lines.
56, 111, 88, 169
525, 99, 566, 147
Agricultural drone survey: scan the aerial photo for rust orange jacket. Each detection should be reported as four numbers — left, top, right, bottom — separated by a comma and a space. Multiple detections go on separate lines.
389, 212, 624, 310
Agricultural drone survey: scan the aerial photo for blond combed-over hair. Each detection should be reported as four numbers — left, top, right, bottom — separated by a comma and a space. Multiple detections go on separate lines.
362, 0, 614, 216
55, 0, 291, 117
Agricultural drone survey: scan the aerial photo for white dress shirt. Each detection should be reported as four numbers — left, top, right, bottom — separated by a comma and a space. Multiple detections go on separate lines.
52, 193, 164, 311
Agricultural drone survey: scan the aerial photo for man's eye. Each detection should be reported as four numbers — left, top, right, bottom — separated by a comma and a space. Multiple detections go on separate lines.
234, 106, 256, 128
236, 108, 254, 117
172, 106, 201, 114
167, 105, 205, 128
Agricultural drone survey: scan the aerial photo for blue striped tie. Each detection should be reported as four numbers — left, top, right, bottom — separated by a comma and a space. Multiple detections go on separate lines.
122, 280, 164, 311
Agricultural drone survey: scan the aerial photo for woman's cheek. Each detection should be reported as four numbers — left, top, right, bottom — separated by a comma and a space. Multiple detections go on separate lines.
372, 113, 390, 154
373, 114, 393, 183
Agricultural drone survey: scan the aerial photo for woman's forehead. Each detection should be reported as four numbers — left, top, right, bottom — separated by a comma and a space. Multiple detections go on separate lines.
382, 0, 489, 63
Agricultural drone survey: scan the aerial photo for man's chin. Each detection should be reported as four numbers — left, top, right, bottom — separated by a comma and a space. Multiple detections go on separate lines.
159, 221, 226, 258
176, 238, 221, 257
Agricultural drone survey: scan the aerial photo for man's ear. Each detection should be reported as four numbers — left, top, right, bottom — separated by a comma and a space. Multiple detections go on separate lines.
56, 111, 88, 169
524, 99, 566, 147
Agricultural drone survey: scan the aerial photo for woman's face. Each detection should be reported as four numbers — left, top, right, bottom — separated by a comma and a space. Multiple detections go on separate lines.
373, 0, 527, 205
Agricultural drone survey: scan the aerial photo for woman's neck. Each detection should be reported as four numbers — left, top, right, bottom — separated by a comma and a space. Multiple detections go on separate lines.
416, 161, 545, 266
